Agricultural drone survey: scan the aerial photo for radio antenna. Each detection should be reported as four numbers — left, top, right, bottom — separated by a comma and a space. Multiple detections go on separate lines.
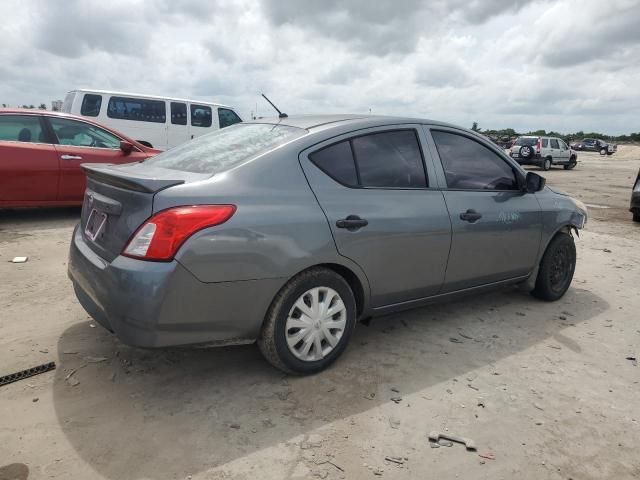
261, 93, 288, 118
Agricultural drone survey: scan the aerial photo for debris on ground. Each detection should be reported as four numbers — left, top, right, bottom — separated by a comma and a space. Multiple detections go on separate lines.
390, 387, 400, 393
428, 432, 477, 451
603, 248, 612, 253
384, 456, 406, 465
534, 403, 544, 411
390, 396, 402, 404
364, 392, 376, 400
478, 452, 496, 460
449, 337, 463, 344
389, 417, 400, 429
10, 256, 28, 263
0, 362, 56, 388
467, 383, 479, 391
626, 356, 637, 366
228, 423, 241, 429
65, 369, 80, 387
32, 397, 39, 402
89, 323, 96, 328
86, 356, 108, 363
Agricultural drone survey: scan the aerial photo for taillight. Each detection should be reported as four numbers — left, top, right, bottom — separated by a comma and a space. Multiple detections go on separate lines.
536, 137, 541, 154
122, 205, 236, 261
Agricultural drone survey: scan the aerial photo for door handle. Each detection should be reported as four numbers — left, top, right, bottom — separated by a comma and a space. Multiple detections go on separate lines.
336, 215, 368, 231
60, 154, 83, 160
460, 209, 482, 223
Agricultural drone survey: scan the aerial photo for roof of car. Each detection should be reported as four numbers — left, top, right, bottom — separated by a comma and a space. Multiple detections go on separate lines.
246, 114, 459, 131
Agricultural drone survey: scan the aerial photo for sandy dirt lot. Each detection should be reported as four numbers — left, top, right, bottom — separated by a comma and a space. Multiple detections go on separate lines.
1, 147, 639, 480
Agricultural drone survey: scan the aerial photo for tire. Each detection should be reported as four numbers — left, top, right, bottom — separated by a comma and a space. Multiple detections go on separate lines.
541, 157, 551, 171
519, 145, 533, 160
600, 148, 607, 155
531, 233, 576, 301
257, 267, 357, 374
564, 156, 577, 170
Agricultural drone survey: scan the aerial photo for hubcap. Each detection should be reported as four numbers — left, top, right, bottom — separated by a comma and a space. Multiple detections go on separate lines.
550, 244, 573, 292
285, 287, 346, 362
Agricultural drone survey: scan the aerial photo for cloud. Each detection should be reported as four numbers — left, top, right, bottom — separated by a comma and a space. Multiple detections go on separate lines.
0, 0, 639, 134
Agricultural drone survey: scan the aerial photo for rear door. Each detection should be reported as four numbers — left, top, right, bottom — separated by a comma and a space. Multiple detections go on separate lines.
300, 126, 452, 307
189, 104, 216, 140
167, 102, 188, 149
0, 114, 59, 203
46, 116, 146, 202
426, 127, 542, 292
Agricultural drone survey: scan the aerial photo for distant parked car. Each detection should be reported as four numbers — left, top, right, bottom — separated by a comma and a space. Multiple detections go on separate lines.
0, 109, 159, 208
572, 138, 615, 155
631, 168, 640, 222
509, 136, 577, 171
68, 115, 588, 374
62, 89, 243, 150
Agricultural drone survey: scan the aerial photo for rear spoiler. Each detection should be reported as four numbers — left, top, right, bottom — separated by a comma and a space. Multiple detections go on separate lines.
82, 163, 186, 193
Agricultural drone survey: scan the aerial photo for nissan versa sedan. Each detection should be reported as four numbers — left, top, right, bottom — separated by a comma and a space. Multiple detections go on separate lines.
68, 115, 588, 374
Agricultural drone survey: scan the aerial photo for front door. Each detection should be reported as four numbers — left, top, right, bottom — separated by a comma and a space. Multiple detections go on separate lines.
427, 128, 542, 292
300, 126, 452, 307
46, 116, 145, 202
0, 114, 58, 203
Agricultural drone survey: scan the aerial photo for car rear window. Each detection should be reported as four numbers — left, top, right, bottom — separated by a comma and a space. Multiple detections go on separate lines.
145, 123, 306, 174
513, 137, 537, 146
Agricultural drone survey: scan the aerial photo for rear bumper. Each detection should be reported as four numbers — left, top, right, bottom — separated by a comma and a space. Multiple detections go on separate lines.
512, 153, 542, 166
68, 225, 284, 347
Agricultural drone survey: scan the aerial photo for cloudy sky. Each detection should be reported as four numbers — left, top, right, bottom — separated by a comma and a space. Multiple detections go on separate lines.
1, 0, 639, 134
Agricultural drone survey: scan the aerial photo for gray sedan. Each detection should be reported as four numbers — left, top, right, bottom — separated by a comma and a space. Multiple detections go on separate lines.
68, 115, 588, 374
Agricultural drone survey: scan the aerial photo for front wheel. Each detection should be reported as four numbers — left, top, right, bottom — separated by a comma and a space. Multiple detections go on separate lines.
531, 233, 576, 301
541, 158, 551, 171
257, 268, 357, 374
564, 157, 577, 170
600, 148, 607, 155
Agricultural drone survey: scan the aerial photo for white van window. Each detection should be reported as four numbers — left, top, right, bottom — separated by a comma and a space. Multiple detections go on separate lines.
218, 108, 242, 128
81, 94, 102, 117
107, 96, 166, 123
191, 104, 212, 127
171, 102, 187, 125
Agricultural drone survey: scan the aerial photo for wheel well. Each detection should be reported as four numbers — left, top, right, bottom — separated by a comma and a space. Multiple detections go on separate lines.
318, 263, 365, 317
137, 140, 153, 148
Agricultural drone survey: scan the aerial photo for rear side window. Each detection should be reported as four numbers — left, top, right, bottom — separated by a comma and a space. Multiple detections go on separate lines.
144, 123, 305, 174
432, 130, 518, 191
541, 138, 549, 148
0, 115, 45, 143
550, 139, 559, 148
310, 141, 358, 187
352, 130, 426, 188
218, 108, 242, 128
171, 102, 187, 125
80, 94, 102, 117
191, 104, 212, 127
107, 96, 166, 123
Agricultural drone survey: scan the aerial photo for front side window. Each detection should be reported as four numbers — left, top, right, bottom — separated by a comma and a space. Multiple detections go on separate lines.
145, 123, 305, 174
0, 115, 45, 143
550, 139, 560, 149
80, 94, 102, 117
171, 102, 187, 125
191, 104, 212, 127
559, 140, 568, 149
309, 141, 358, 187
218, 108, 242, 129
49, 117, 121, 149
432, 130, 519, 191
352, 130, 427, 188
107, 96, 166, 123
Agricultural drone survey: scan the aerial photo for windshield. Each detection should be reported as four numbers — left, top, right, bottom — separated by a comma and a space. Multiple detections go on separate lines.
146, 123, 306, 174
513, 137, 537, 146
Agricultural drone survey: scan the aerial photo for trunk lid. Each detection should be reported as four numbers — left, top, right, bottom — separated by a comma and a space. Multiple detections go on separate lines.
80, 162, 210, 262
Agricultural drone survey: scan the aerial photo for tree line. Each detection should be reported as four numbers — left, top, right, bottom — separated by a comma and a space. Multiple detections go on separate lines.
471, 122, 640, 142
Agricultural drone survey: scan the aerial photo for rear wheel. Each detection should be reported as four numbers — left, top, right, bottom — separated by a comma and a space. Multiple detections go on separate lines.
531, 233, 576, 301
541, 157, 551, 171
257, 268, 357, 374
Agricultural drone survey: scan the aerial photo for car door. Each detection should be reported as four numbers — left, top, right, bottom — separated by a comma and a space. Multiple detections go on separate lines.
0, 113, 59, 203
557, 139, 570, 161
46, 116, 146, 202
299, 126, 452, 307
189, 104, 216, 141
425, 127, 542, 292
549, 138, 561, 162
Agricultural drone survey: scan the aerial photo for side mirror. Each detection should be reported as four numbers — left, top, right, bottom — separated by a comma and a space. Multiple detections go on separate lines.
120, 140, 134, 155
525, 171, 546, 193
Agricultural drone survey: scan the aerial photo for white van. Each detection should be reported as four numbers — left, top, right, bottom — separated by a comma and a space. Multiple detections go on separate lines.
62, 89, 242, 150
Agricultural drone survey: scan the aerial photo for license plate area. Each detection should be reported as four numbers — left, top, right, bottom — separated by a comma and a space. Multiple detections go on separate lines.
85, 209, 107, 241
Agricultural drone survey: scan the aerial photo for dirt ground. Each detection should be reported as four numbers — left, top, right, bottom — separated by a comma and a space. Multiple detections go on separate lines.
1, 147, 639, 480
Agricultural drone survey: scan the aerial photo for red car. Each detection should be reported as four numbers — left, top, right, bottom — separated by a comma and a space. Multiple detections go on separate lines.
0, 109, 160, 208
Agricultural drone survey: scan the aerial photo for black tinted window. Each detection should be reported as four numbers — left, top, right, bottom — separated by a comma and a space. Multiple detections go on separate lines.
0, 115, 45, 143
432, 131, 518, 191
351, 130, 426, 188
107, 96, 166, 123
171, 102, 187, 125
310, 141, 358, 187
80, 94, 102, 117
218, 108, 242, 128
191, 104, 212, 127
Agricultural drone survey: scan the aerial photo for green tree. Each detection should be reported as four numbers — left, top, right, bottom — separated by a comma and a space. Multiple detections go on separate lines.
471, 121, 479, 132
38, 103, 47, 110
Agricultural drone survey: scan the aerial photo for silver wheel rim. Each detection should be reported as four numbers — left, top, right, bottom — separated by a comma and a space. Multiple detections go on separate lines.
285, 287, 347, 362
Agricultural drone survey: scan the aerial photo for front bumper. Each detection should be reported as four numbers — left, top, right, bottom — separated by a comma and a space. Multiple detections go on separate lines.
68, 225, 284, 347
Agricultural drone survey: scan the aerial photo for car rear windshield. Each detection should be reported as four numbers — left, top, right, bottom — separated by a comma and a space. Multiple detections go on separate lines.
513, 137, 537, 146
145, 123, 306, 174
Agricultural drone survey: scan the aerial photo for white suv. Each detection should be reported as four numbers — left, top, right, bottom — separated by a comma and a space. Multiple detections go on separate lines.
510, 136, 578, 171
